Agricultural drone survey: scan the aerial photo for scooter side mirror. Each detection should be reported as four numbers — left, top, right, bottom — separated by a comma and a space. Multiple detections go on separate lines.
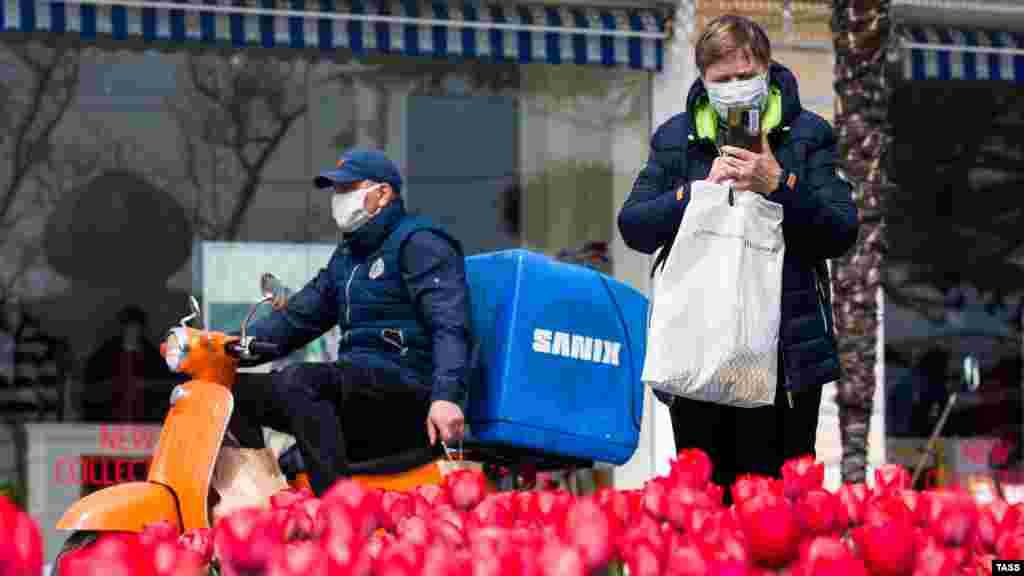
260, 273, 285, 300
962, 354, 981, 392
180, 295, 204, 329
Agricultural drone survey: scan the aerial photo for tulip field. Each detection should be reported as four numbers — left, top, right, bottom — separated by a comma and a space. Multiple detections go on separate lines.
6, 450, 1022, 575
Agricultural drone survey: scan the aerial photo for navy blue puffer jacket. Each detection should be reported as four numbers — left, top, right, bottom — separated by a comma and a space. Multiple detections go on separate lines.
618, 62, 858, 398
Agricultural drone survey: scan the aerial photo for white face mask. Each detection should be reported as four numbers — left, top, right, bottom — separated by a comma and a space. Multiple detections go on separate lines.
331, 184, 383, 234
704, 73, 769, 119
121, 324, 142, 351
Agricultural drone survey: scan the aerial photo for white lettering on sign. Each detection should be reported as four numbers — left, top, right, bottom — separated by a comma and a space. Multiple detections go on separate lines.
532, 329, 621, 366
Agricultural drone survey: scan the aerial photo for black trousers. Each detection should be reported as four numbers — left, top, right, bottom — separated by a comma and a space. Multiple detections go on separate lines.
668, 383, 823, 504
227, 362, 430, 495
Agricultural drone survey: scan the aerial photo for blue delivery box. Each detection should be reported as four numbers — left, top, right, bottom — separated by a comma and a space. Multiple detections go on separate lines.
464, 249, 649, 465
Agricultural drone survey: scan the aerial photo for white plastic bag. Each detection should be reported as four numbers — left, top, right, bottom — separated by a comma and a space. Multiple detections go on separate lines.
641, 181, 785, 408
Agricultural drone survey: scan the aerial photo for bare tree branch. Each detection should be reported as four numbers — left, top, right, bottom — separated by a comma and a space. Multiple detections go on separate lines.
221, 104, 307, 240
0, 44, 79, 227
168, 55, 308, 241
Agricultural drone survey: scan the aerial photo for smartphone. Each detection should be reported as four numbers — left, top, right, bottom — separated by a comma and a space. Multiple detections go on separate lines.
724, 107, 762, 153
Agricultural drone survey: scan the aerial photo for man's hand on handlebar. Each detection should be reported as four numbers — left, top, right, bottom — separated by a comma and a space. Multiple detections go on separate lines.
427, 400, 465, 446
271, 295, 288, 311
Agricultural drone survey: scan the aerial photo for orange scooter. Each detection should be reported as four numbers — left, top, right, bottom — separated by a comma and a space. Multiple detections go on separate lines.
53, 278, 448, 569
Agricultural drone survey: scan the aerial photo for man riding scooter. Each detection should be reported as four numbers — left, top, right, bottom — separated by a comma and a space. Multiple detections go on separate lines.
229, 148, 472, 497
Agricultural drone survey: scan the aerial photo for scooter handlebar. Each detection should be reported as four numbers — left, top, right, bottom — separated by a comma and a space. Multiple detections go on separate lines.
247, 340, 280, 357
226, 338, 280, 359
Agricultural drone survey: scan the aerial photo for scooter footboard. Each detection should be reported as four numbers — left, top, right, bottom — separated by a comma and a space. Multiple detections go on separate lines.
56, 481, 180, 533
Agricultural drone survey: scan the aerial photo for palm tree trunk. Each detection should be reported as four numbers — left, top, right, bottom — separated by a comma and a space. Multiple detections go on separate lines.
830, 0, 896, 483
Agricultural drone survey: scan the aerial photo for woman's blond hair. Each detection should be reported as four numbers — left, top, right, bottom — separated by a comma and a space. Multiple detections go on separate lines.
695, 15, 772, 75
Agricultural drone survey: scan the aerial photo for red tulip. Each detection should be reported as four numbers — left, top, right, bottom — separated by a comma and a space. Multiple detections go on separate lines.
796, 490, 840, 536
665, 540, 709, 576
862, 494, 913, 528
445, 468, 489, 511
321, 480, 381, 537
373, 539, 424, 576
708, 532, 749, 565
6, 508, 43, 576
737, 490, 787, 524
469, 493, 516, 529
431, 504, 467, 530
836, 483, 869, 530
989, 498, 1020, 532
913, 538, 962, 576
414, 483, 453, 509
932, 491, 978, 547
852, 521, 915, 576
365, 530, 396, 560
150, 541, 204, 576
178, 529, 213, 565
732, 475, 781, 506
799, 536, 854, 574
618, 515, 667, 562
781, 456, 824, 501
265, 541, 328, 576
380, 491, 413, 531
64, 533, 155, 576
430, 519, 465, 549
596, 487, 633, 532
808, 558, 870, 576
742, 502, 799, 568
296, 497, 324, 537
975, 504, 1001, 554
320, 503, 369, 576
214, 507, 280, 574
691, 509, 741, 552
666, 485, 716, 532
512, 490, 538, 523
526, 490, 574, 527
643, 479, 670, 521
421, 543, 468, 576
873, 464, 911, 494
538, 541, 587, 576
396, 515, 435, 547
561, 497, 615, 571
624, 538, 663, 576
278, 505, 317, 541
999, 531, 1024, 562
706, 559, 752, 576
141, 521, 179, 547
706, 483, 725, 507
269, 486, 314, 510
670, 449, 713, 490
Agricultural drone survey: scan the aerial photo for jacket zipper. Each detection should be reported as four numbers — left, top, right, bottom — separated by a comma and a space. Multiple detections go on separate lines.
782, 346, 793, 409
345, 264, 361, 325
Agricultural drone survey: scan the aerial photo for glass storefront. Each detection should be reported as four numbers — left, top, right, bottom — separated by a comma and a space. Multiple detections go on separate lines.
885, 79, 1023, 494
0, 36, 651, 436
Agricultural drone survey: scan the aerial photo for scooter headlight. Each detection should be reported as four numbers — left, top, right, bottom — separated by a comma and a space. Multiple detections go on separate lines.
163, 327, 189, 372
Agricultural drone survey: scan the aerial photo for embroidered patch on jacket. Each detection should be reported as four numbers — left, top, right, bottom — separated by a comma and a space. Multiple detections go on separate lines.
368, 257, 385, 279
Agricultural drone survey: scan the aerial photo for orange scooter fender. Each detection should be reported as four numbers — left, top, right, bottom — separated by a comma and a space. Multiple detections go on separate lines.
56, 481, 180, 533
350, 460, 444, 493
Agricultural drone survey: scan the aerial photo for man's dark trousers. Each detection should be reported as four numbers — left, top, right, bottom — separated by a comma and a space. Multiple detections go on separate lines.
227, 362, 431, 495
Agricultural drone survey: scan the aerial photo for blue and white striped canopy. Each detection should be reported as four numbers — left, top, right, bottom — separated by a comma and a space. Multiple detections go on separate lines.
1, 0, 667, 71
901, 25, 1024, 82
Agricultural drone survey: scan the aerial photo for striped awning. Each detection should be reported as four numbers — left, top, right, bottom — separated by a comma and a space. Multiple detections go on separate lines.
0, 0, 667, 71
900, 25, 1024, 82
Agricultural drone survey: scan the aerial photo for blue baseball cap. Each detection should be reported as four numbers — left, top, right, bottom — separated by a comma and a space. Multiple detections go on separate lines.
314, 148, 403, 194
